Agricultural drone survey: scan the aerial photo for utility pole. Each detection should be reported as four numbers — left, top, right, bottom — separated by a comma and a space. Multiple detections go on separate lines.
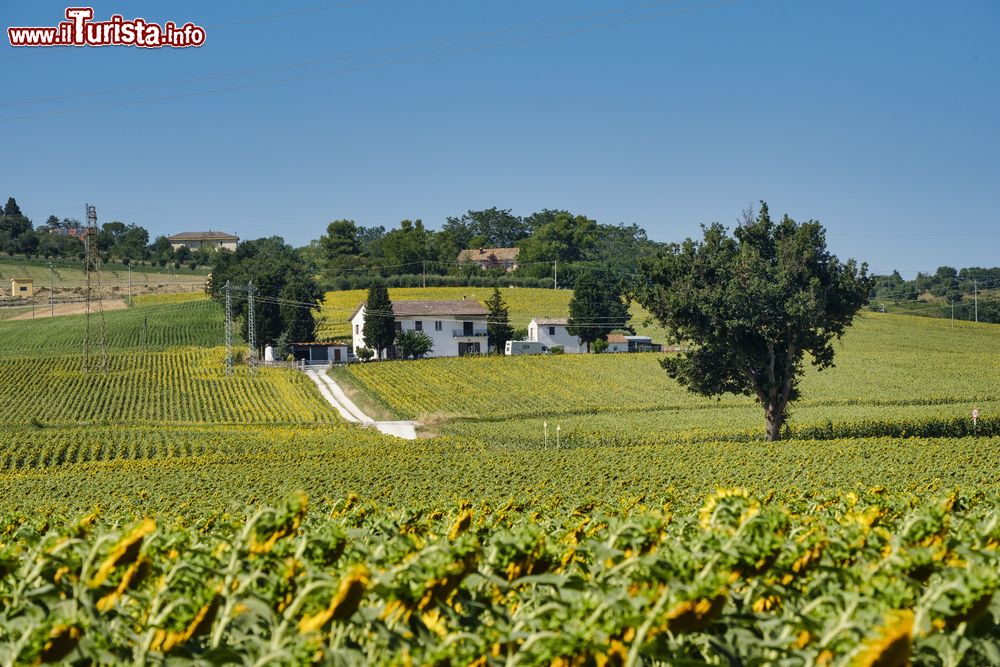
554, 260, 558, 290
974, 280, 978, 323
80, 203, 109, 372
128, 265, 132, 306
422, 260, 426, 289
48, 263, 55, 317
247, 280, 257, 375
224, 280, 233, 376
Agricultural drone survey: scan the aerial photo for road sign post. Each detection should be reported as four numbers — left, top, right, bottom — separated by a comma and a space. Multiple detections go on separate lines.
972, 408, 979, 434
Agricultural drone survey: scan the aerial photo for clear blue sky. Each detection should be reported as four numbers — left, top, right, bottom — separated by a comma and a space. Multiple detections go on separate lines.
2, 0, 997, 275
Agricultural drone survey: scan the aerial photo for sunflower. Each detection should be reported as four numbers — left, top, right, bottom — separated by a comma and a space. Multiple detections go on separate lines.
853, 610, 913, 667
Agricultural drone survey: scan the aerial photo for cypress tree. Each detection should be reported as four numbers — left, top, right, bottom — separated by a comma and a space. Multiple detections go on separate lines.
485, 288, 513, 354
362, 280, 395, 359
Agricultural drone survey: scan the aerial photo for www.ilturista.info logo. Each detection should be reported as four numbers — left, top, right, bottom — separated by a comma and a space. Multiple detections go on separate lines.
8, 7, 206, 48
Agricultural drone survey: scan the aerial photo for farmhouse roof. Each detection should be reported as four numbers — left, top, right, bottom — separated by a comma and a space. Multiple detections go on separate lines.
457, 247, 520, 262
167, 231, 239, 242
10, 277, 33, 283
607, 334, 628, 343
349, 299, 489, 321
532, 317, 568, 326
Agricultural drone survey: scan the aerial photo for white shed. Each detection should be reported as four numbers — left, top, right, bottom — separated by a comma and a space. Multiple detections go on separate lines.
527, 318, 585, 353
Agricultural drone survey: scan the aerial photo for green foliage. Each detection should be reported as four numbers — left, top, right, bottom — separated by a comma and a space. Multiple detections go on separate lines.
567, 271, 630, 352
362, 280, 395, 358
208, 236, 321, 345
395, 329, 434, 359
639, 202, 871, 441
0, 493, 997, 663
592, 338, 608, 354
484, 288, 513, 354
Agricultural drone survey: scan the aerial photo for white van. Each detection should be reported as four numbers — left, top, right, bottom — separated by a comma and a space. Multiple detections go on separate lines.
505, 340, 549, 356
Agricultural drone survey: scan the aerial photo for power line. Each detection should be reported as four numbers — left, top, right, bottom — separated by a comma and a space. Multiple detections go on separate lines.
0, 0, 740, 123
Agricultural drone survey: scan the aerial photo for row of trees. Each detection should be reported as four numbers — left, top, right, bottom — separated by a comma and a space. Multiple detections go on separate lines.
309, 208, 660, 290
0, 196, 214, 268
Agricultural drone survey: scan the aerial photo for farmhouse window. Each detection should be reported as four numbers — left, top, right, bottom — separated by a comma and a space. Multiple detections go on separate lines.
355, 324, 359, 335
548, 326, 555, 336
415, 321, 423, 331
435, 321, 442, 331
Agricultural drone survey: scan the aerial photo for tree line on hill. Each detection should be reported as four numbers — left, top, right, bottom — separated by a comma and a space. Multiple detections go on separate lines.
871, 266, 1000, 323
0, 195, 213, 269
303, 207, 661, 290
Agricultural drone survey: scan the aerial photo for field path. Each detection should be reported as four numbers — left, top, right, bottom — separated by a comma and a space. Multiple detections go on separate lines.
9, 299, 128, 320
304, 369, 418, 439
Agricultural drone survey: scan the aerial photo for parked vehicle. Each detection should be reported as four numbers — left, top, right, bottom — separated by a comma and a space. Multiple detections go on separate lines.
505, 340, 549, 355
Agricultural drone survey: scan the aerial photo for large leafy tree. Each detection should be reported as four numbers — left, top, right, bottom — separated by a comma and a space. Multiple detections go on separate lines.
638, 203, 871, 441
362, 280, 395, 359
567, 271, 630, 353
484, 288, 513, 354
209, 236, 321, 347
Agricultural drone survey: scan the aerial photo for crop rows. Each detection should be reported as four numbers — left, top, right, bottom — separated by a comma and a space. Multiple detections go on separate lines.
0, 297, 227, 357
3, 427, 999, 520
0, 492, 997, 665
349, 315, 1000, 422
0, 348, 336, 426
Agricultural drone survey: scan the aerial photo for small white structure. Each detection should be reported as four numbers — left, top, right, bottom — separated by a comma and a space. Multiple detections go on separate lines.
606, 334, 629, 353
527, 318, 584, 354
350, 300, 490, 359
291, 342, 350, 365
264, 344, 275, 362
505, 340, 549, 356
605, 333, 662, 353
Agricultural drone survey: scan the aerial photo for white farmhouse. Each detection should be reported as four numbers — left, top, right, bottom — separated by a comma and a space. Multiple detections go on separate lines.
350, 300, 489, 359
527, 318, 585, 353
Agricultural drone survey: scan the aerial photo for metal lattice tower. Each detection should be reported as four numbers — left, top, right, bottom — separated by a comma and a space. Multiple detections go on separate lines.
224, 280, 233, 375
82, 204, 109, 373
247, 280, 257, 374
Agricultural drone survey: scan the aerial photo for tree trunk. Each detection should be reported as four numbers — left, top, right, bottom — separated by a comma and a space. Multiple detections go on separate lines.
765, 403, 785, 442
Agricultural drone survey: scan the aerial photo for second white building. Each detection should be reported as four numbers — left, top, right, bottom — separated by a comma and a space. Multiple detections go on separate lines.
527, 317, 585, 353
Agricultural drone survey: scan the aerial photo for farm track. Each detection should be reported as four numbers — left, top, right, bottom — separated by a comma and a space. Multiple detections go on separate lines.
304, 368, 418, 439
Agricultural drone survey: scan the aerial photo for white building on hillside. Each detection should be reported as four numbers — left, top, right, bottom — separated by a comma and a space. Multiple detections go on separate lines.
350, 300, 489, 359
527, 318, 585, 353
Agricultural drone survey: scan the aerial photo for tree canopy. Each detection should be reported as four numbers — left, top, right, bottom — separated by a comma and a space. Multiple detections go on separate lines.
638, 203, 871, 441
208, 237, 322, 347
566, 271, 631, 353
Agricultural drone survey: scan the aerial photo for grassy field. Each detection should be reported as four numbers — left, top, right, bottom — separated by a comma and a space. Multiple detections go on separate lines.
316, 287, 664, 340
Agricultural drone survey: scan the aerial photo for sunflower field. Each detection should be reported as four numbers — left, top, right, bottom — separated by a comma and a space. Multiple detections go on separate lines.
0, 491, 997, 665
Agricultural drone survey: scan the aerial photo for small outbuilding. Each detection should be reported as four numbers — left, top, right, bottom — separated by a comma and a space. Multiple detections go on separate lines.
290, 342, 351, 365
10, 278, 33, 298
606, 333, 630, 353
527, 318, 585, 353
